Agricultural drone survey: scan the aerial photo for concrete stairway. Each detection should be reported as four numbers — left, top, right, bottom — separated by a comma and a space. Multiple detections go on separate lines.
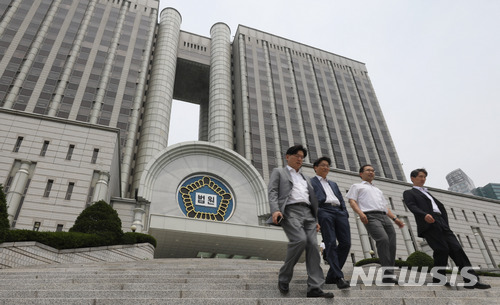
0, 258, 498, 304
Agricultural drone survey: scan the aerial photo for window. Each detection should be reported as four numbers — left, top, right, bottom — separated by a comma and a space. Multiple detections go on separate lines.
473, 212, 479, 223
450, 208, 457, 220
492, 239, 498, 252
13, 136, 23, 152
66, 144, 75, 160
91, 148, 99, 164
56, 224, 64, 232
484, 214, 490, 225
43, 179, 54, 197
40, 140, 49, 156
65, 182, 74, 200
389, 197, 394, 210
462, 210, 468, 222
466, 235, 473, 248
33, 222, 41, 231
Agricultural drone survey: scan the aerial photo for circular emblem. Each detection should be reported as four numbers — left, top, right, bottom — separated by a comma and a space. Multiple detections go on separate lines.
177, 175, 234, 221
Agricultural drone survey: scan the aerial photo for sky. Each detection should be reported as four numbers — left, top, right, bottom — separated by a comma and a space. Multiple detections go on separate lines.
162, 0, 500, 191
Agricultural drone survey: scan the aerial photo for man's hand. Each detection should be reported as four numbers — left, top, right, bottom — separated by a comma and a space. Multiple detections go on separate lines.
272, 211, 283, 225
394, 218, 405, 228
316, 223, 320, 232
424, 214, 435, 224
359, 212, 368, 224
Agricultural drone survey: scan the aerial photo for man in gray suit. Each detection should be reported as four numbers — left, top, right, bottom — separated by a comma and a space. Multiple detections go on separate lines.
268, 145, 333, 298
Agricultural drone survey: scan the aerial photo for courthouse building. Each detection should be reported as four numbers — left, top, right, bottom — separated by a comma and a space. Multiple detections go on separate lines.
1, 0, 499, 267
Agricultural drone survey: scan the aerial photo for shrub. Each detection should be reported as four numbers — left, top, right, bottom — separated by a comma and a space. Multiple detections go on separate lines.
405, 251, 434, 271
355, 257, 380, 266
0, 184, 10, 243
122, 232, 157, 248
69, 200, 123, 243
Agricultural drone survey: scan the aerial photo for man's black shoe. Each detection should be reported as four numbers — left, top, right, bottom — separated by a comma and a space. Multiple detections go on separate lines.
336, 278, 350, 289
307, 288, 334, 298
278, 281, 289, 294
464, 281, 491, 289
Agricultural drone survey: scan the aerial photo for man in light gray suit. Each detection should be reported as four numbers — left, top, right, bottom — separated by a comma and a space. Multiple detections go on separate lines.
268, 145, 333, 298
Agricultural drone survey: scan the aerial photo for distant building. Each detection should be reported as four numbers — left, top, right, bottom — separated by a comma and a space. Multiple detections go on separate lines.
472, 183, 500, 200
446, 169, 475, 194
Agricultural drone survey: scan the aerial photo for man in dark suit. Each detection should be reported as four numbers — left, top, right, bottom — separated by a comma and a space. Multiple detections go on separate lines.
403, 168, 490, 289
268, 145, 333, 298
311, 156, 351, 289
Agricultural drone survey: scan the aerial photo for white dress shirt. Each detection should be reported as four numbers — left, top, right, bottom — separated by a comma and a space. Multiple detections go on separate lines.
315, 175, 341, 206
346, 180, 387, 212
286, 166, 310, 205
413, 186, 441, 213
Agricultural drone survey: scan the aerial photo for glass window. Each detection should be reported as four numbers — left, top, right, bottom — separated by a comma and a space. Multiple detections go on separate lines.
43, 179, 53, 197
91, 148, 99, 164
65, 182, 74, 200
66, 144, 75, 160
40, 140, 49, 156
13, 136, 23, 152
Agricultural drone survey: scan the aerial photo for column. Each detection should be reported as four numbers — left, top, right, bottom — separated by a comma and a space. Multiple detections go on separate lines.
91, 171, 110, 203
132, 8, 181, 191
208, 22, 232, 149
6, 160, 31, 225
355, 217, 372, 259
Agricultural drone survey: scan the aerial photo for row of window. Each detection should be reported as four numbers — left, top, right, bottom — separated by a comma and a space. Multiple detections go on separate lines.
13, 136, 99, 163
43, 179, 74, 200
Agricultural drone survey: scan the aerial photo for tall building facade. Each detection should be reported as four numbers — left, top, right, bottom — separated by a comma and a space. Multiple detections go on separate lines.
472, 183, 500, 200
2, 1, 500, 268
232, 26, 405, 182
446, 168, 476, 194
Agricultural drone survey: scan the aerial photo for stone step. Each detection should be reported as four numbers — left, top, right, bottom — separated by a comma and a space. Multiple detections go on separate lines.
0, 297, 495, 305
0, 258, 498, 304
0, 288, 497, 299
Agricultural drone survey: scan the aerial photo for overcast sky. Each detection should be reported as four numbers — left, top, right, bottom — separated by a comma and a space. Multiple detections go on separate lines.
161, 0, 500, 191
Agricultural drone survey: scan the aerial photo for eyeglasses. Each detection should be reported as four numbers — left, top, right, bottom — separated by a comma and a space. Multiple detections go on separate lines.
363, 169, 375, 173
292, 154, 305, 160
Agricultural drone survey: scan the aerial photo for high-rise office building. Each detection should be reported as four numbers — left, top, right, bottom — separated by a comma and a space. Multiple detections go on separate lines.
446, 168, 476, 194
2, 1, 500, 267
472, 183, 500, 200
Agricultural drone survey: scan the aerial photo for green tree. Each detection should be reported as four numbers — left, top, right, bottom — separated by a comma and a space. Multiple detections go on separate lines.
69, 200, 123, 243
0, 184, 10, 242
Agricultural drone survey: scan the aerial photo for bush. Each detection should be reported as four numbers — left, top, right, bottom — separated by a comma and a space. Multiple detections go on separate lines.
5, 230, 156, 250
405, 251, 434, 271
355, 257, 380, 266
0, 184, 10, 243
69, 200, 123, 243
122, 232, 157, 248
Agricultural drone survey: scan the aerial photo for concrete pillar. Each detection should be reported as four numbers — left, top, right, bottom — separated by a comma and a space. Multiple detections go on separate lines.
91, 171, 110, 203
6, 160, 31, 225
472, 228, 495, 268
399, 216, 416, 255
208, 23, 233, 149
132, 8, 181, 191
355, 217, 372, 259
